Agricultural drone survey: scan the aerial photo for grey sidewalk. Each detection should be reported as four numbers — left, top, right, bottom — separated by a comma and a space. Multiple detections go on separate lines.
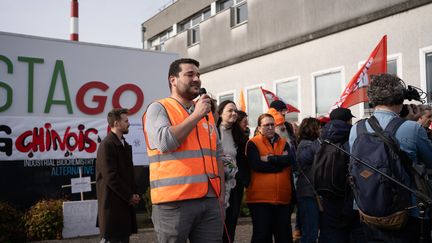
34, 217, 253, 243
34, 216, 300, 243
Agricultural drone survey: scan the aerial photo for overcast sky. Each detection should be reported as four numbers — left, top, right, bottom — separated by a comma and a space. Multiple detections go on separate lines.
0, 0, 171, 48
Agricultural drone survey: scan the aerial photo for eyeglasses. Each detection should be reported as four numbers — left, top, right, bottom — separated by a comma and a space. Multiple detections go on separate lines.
261, 123, 275, 128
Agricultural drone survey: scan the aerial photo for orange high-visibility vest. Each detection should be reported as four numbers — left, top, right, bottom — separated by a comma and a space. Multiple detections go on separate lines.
246, 134, 292, 204
143, 98, 220, 204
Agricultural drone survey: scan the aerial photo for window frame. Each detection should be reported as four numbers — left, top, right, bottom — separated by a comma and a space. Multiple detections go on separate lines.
217, 90, 236, 105
148, 28, 173, 51
230, 0, 247, 27
216, 0, 233, 13
187, 26, 200, 46
273, 76, 301, 122
311, 66, 345, 117
420, 46, 432, 103
245, 83, 265, 131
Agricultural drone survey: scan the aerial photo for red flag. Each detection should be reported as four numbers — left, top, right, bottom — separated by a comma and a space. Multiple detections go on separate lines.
330, 35, 387, 111
260, 87, 300, 113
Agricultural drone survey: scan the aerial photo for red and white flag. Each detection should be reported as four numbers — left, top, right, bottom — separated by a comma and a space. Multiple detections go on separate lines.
260, 87, 300, 113
330, 35, 387, 111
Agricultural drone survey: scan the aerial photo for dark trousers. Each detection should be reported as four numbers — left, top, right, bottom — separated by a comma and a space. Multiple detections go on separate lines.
297, 197, 319, 243
223, 184, 244, 243
248, 203, 293, 243
318, 197, 366, 243
364, 216, 431, 243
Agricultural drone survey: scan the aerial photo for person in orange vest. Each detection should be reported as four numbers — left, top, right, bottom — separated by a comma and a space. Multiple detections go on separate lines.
143, 58, 225, 243
246, 113, 296, 243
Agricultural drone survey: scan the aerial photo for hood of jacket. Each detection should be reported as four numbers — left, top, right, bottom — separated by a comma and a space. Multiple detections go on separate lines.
320, 119, 352, 143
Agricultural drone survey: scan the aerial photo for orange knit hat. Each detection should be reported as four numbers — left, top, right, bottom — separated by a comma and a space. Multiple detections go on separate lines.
267, 108, 285, 127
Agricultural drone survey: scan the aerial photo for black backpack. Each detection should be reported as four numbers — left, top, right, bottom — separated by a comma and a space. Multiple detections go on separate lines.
312, 139, 349, 198
349, 116, 411, 229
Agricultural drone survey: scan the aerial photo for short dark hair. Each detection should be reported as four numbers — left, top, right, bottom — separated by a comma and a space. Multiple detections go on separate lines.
368, 73, 405, 107
270, 100, 287, 112
168, 58, 200, 89
297, 117, 320, 143
107, 108, 128, 127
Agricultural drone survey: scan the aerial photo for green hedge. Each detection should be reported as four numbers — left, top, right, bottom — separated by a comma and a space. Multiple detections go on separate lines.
0, 201, 25, 243
24, 199, 64, 241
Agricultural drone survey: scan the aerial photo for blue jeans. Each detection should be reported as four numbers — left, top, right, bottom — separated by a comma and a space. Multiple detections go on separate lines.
297, 197, 319, 243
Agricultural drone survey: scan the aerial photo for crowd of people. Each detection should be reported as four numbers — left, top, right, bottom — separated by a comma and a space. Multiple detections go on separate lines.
95, 58, 432, 243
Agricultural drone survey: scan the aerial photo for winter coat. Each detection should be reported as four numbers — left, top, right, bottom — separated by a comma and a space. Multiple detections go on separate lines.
295, 120, 351, 198
96, 132, 138, 238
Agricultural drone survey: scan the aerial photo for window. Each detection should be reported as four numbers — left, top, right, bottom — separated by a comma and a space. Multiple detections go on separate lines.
178, 20, 191, 32
187, 26, 200, 46
420, 47, 432, 103
387, 59, 397, 76
177, 7, 210, 47
148, 28, 172, 51
426, 52, 432, 102
218, 93, 234, 104
191, 14, 202, 26
276, 79, 299, 122
177, 7, 210, 33
217, 0, 233, 12
230, 0, 247, 26
203, 8, 211, 20
247, 87, 263, 128
314, 71, 342, 116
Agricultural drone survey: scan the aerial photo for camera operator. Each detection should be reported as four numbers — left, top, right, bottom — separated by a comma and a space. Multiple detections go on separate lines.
349, 73, 432, 242
417, 105, 432, 141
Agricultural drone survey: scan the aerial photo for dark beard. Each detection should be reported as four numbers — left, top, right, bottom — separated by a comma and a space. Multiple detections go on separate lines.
184, 90, 199, 100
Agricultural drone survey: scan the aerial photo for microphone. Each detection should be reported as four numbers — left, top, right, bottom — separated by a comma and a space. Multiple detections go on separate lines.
199, 88, 209, 121
199, 87, 207, 96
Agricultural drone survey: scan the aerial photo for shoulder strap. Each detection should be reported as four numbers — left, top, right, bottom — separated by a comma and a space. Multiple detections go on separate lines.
368, 116, 404, 153
356, 119, 368, 136
384, 116, 406, 135
368, 116, 412, 173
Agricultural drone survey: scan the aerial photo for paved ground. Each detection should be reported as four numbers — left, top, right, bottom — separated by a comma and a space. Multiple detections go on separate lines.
34, 217, 300, 243
34, 218, 253, 243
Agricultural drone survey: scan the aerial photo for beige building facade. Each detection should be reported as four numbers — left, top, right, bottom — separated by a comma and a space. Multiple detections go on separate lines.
142, 0, 432, 127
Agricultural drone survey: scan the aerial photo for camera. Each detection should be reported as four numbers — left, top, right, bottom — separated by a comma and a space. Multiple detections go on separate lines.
399, 85, 427, 117
403, 85, 422, 102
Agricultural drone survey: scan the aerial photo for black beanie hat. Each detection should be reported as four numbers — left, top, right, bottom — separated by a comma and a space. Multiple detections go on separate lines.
270, 100, 286, 112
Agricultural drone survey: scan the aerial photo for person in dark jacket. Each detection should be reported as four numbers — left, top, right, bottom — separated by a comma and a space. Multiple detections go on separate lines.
295, 117, 321, 243
305, 108, 365, 243
96, 108, 140, 243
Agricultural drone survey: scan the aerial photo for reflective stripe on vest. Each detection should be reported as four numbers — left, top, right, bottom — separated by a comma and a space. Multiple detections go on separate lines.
143, 98, 220, 204
147, 148, 216, 163
150, 173, 218, 188
246, 134, 292, 204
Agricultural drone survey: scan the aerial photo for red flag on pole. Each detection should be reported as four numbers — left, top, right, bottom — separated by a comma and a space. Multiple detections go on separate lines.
330, 35, 387, 111
260, 87, 300, 113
